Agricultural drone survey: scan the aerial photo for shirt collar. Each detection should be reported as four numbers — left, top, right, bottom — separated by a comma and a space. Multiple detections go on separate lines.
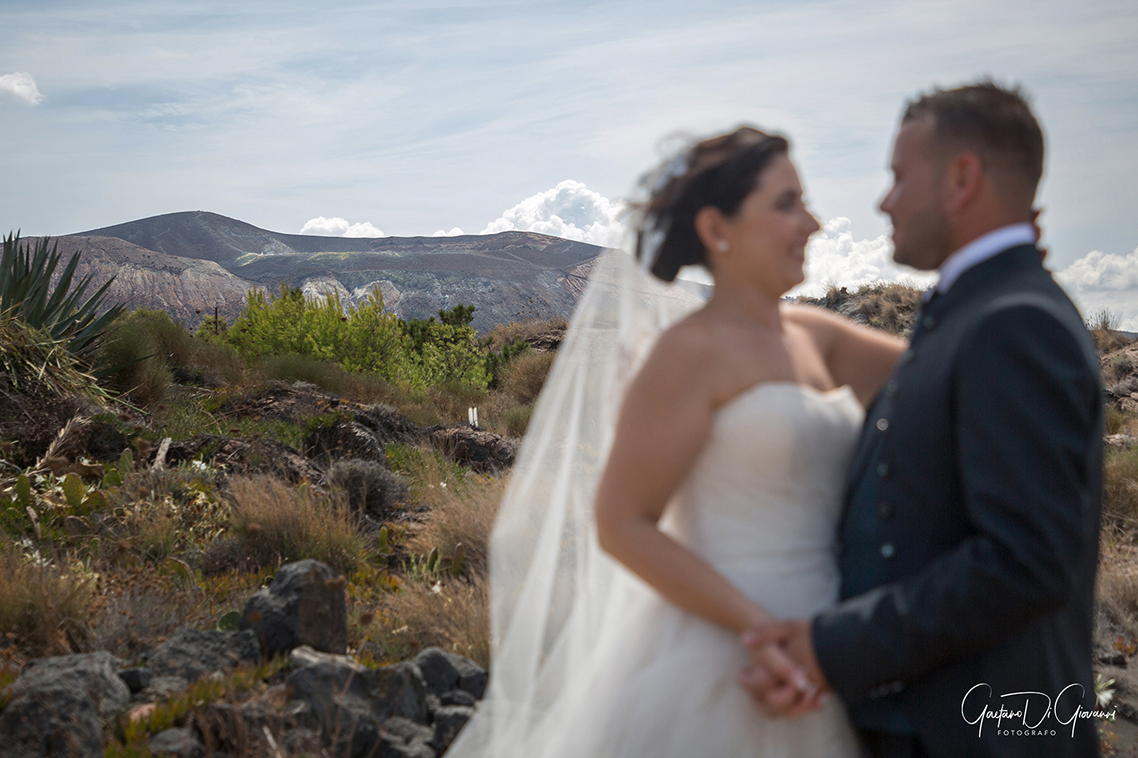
934, 222, 1037, 297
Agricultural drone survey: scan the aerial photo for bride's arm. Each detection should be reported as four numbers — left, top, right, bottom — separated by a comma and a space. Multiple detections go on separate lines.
784, 304, 907, 406
593, 322, 775, 637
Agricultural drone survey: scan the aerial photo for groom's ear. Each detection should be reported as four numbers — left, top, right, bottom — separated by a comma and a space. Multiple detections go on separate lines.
943, 151, 984, 215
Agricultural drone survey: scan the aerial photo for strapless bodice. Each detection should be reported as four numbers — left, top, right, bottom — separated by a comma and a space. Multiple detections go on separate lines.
662, 382, 865, 617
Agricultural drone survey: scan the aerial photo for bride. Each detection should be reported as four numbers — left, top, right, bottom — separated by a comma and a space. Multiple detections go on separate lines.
444, 126, 906, 757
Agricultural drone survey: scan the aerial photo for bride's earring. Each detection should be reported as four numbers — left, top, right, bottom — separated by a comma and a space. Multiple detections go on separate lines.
716, 240, 728, 253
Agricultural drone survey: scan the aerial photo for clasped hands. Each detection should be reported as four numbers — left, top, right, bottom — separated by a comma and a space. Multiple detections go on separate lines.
738, 618, 830, 718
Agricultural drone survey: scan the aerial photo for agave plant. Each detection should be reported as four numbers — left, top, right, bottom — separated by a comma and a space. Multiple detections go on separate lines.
0, 231, 124, 364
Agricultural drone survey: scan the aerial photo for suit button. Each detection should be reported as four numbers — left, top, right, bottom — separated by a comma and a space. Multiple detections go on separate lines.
876, 462, 890, 477
875, 418, 889, 432
878, 502, 894, 518
922, 315, 936, 329
885, 379, 899, 397
880, 543, 896, 559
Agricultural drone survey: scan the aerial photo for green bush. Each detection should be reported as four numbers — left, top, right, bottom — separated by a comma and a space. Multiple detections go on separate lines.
99, 310, 182, 404
218, 285, 495, 392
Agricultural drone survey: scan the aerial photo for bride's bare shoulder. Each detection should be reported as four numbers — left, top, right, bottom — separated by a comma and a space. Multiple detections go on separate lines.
626, 311, 723, 396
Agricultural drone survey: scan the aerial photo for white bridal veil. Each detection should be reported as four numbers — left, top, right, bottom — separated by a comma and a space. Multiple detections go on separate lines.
444, 215, 706, 756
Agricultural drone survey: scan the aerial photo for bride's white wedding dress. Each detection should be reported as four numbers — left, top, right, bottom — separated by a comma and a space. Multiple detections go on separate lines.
450, 380, 866, 757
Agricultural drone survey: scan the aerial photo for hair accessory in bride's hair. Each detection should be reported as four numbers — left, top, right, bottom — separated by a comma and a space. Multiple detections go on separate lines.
633, 126, 789, 283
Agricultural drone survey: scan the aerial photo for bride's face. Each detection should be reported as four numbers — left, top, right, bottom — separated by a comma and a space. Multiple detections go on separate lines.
711, 154, 820, 296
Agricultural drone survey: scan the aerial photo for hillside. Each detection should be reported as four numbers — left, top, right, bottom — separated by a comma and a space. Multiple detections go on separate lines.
69, 211, 603, 331
37, 235, 264, 327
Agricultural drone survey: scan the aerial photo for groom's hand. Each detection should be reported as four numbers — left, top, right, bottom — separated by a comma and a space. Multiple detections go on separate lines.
739, 619, 831, 717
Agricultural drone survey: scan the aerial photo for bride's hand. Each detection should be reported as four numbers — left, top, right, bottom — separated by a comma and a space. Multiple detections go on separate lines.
740, 640, 825, 718
739, 621, 830, 717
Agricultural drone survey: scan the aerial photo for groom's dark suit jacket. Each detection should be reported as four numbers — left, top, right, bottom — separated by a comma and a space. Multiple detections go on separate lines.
813, 244, 1104, 757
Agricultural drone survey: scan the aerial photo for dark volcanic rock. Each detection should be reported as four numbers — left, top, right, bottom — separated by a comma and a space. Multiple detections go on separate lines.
146, 628, 261, 682
0, 651, 130, 758
149, 727, 206, 758
429, 427, 515, 472
163, 434, 324, 483
240, 560, 348, 657
287, 658, 431, 758
305, 419, 387, 463
413, 647, 488, 700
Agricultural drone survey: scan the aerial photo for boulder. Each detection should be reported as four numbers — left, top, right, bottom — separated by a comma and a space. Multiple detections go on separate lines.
413, 647, 488, 699
146, 628, 261, 682
241, 559, 348, 657
305, 419, 387, 463
287, 658, 431, 758
0, 651, 130, 757
429, 704, 474, 754
149, 726, 206, 758
429, 427, 515, 472
117, 666, 152, 694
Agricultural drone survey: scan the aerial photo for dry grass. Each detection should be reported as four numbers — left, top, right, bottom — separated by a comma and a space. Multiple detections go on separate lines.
805, 281, 923, 336
89, 576, 211, 659
370, 575, 490, 667
495, 350, 555, 406
1103, 447, 1138, 534
483, 317, 567, 353
1089, 309, 1134, 356
227, 475, 373, 575
0, 538, 94, 656
253, 353, 402, 406
1097, 539, 1138, 646
401, 449, 506, 576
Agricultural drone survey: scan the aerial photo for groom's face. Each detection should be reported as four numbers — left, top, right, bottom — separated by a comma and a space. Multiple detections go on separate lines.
879, 116, 954, 271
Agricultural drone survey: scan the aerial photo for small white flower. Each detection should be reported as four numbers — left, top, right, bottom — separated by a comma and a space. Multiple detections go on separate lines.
1095, 674, 1115, 708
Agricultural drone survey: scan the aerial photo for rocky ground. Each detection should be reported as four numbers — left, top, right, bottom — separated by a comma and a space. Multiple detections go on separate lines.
1, 558, 486, 758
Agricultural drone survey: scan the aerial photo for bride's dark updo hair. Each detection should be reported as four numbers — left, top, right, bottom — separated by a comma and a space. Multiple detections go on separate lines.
635, 126, 789, 282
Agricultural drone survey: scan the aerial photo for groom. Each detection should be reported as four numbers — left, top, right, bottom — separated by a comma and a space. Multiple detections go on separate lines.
741, 81, 1105, 757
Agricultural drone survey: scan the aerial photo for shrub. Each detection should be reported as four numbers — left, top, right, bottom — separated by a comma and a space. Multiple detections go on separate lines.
368, 575, 489, 667
1089, 309, 1133, 355
227, 475, 371, 575
399, 447, 505, 576
1103, 447, 1138, 534
327, 459, 408, 520
496, 350, 555, 405
0, 538, 93, 656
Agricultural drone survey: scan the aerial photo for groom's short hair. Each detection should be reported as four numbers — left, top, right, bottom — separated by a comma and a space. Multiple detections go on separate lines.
903, 80, 1044, 206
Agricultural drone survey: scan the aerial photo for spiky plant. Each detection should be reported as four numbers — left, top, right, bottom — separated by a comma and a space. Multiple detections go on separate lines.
0, 231, 124, 364
0, 314, 107, 401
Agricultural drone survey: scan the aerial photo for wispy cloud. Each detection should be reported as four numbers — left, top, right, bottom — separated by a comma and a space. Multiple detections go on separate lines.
432, 227, 464, 237
299, 216, 384, 238
0, 72, 44, 106
481, 180, 623, 247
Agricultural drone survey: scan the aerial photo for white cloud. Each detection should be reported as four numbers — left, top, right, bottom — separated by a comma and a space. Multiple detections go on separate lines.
1055, 246, 1138, 331
0, 72, 44, 106
1055, 247, 1138, 292
432, 227, 465, 237
481, 180, 624, 248
791, 218, 935, 297
299, 216, 384, 238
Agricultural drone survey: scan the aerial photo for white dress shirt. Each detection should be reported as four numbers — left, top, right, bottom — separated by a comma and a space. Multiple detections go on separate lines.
932, 222, 1037, 298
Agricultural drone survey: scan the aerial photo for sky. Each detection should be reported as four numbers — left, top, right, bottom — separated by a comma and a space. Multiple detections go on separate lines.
2, 0, 1136, 327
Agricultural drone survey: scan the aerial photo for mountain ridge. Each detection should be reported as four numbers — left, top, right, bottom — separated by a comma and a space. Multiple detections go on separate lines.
57, 211, 604, 332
